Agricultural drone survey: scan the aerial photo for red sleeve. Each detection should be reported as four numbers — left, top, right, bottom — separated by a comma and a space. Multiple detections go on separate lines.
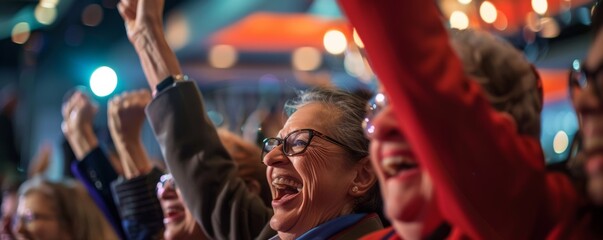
338, 0, 576, 239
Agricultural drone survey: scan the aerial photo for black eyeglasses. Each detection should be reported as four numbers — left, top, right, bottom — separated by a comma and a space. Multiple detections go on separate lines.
156, 174, 176, 195
262, 129, 366, 161
362, 92, 388, 138
569, 59, 603, 99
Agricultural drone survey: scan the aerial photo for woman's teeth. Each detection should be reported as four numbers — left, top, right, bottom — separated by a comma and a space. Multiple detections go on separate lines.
272, 177, 303, 192
382, 156, 418, 177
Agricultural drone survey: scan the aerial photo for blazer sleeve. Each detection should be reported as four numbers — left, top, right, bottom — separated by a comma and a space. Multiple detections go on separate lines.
338, 0, 577, 239
111, 167, 165, 240
71, 147, 126, 239
145, 81, 273, 240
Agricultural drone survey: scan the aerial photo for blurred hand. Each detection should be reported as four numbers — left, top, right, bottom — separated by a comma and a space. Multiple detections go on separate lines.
61, 91, 99, 160
28, 143, 52, 178
108, 90, 153, 179
117, 0, 165, 45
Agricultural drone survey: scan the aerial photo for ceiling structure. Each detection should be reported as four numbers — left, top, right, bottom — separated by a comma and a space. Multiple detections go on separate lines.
0, 0, 598, 171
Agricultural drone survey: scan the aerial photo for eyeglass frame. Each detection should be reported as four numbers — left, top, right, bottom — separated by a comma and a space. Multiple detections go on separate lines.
156, 173, 176, 195
261, 128, 367, 161
362, 92, 388, 138
569, 59, 603, 100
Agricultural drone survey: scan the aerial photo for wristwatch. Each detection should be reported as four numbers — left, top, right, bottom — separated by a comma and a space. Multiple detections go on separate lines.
155, 74, 188, 94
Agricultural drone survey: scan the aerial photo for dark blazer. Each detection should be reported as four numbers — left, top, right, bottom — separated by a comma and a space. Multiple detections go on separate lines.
146, 81, 274, 240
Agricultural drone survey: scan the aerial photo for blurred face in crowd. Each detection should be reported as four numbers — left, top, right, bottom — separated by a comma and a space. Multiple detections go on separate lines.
13, 192, 71, 240
571, 28, 603, 206
262, 103, 361, 238
364, 93, 435, 224
1, 192, 17, 240
157, 174, 205, 240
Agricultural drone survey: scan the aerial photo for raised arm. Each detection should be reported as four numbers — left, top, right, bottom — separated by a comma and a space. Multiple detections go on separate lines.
117, 1, 273, 238
61, 91, 126, 239
338, 0, 570, 239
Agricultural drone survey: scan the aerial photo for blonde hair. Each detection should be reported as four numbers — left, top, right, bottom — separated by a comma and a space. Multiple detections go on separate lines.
18, 177, 118, 240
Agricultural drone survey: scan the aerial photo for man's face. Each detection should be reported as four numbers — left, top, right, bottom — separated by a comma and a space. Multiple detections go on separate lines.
572, 28, 603, 205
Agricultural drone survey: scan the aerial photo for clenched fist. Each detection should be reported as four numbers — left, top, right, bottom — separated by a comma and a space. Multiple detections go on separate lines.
61, 90, 99, 160
108, 89, 153, 179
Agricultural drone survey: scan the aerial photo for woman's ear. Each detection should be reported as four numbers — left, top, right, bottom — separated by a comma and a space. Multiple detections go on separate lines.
349, 157, 377, 197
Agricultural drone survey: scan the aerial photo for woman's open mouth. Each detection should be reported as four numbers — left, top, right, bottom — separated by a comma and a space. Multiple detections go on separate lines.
381, 155, 419, 178
271, 176, 303, 207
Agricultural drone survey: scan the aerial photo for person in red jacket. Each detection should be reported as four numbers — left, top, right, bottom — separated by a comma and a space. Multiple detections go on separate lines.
338, 0, 579, 239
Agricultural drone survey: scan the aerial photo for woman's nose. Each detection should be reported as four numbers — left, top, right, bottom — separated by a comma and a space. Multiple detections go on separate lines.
262, 145, 290, 167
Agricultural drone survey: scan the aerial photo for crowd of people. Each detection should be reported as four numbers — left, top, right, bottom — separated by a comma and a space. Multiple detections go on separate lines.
1, 0, 603, 239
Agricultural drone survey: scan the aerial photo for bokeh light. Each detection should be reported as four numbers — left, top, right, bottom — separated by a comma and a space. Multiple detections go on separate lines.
493, 11, 508, 31
458, 0, 472, 5
208, 45, 237, 69
540, 17, 560, 38
82, 4, 103, 27
553, 131, 569, 154
352, 28, 364, 48
90, 66, 118, 97
323, 30, 347, 55
450, 11, 469, 30
292, 47, 322, 71
12, 22, 31, 44
165, 11, 189, 51
532, 0, 548, 15
35, 5, 57, 25
480, 1, 498, 24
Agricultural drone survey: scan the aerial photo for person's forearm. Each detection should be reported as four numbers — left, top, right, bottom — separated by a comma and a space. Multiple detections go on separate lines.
115, 139, 152, 179
68, 125, 99, 160
132, 25, 182, 90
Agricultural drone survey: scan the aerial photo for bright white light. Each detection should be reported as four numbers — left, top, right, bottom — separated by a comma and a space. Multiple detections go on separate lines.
532, 0, 548, 15
553, 131, 569, 154
480, 1, 498, 24
450, 11, 469, 30
352, 28, 364, 48
458, 0, 472, 5
323, 30, 347, 55
375, 93, 385, 103
208, 45, 237, 69
11, 22, 30, 44
573, 59, 581, 71
35, 4, 57, 25
90, 66, 118, 97
292, 47, 322, 71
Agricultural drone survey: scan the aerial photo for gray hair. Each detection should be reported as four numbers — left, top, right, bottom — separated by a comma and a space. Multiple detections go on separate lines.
449, 29, 543, 139
18, 177, 118, 240
285, 88, 370, 158
285, 88, 381, 214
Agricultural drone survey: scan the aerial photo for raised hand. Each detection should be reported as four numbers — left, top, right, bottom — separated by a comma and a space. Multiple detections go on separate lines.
108, 90, 153, 179
117, 0, 182, 90
117, 0, 165, 45
61, 91, 99, 160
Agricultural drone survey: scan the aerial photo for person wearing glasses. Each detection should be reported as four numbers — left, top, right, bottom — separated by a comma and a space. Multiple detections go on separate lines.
13, 177, 118, 240
565, 3, 603, 238
116, 0, 384, 238
338, 0, 586, 239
